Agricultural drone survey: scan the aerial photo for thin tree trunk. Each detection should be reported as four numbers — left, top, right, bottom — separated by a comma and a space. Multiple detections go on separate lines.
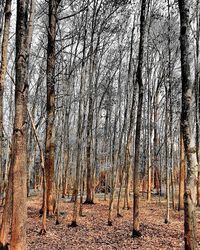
70, 6, 88, 224
154, 93, 160, 195
108, 109, 118, 226
27, 109, 47, 234
0, 164, 12, 249
0, 0, 12, 194
147, 87, 152, 202
0, 0, 4, 44
0, 1, 12, 248
165, 86, 170, 224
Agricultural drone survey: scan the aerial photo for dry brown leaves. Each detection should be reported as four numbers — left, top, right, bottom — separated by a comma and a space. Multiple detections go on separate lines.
24, 195, 200, 250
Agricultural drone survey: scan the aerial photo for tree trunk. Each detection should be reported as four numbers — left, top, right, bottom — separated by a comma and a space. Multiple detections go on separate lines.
179, 132, 185, 210
0, 1, 12, 248
10, 0, 29, 248
108, 109, 118, 226
70, 7, 88, 224
147, 86, 152, 202
0, 0, 4, 46
45, 0, 60, 216
62, 147, 68, 198
178, 1, 198, 249
153, 93, 160, 195
165, 85, 170, 224
0, 165, 12, 249
132, 0, 146, 238
0, 0, 12, 195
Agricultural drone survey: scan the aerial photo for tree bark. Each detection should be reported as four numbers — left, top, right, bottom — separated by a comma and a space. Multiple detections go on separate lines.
0, 1, 12, 248
70, 6, 88, 225
45, 0, 60, 215
0, 0, 4, 45
0, 164, 12, 249
179, 132, 185, 210
10, 0, 29, 248
178, 1, 198, 249
132, 0, 146, 238
0, 0, 12, 194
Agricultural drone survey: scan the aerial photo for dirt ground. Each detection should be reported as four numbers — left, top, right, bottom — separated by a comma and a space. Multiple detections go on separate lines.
24, 195, 200, 250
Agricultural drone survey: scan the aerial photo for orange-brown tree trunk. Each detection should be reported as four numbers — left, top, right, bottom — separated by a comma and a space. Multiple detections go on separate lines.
0, 166, 12, 249
44, 0, 60, 215
10, 0, 30, 248
0, 1, 12, 248
153, 93, 160, 195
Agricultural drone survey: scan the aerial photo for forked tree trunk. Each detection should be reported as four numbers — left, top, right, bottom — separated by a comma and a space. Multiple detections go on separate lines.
178, 1, 198, 249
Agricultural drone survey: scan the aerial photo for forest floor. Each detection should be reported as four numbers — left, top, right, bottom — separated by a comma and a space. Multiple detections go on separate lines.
2, 194, 200, 250
24, 194, 200, 250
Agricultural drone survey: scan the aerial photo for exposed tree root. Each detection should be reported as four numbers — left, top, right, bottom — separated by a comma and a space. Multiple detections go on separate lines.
68, 221, 78, 227
39, 229, 47, 235
39, 208, 43, 215
132, 229, 142, 238
164, 219, 170, 224
83, 200, 95, 205
107, 220, 113, 226
79, 214, 86, 217
0, 242, 9, 250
